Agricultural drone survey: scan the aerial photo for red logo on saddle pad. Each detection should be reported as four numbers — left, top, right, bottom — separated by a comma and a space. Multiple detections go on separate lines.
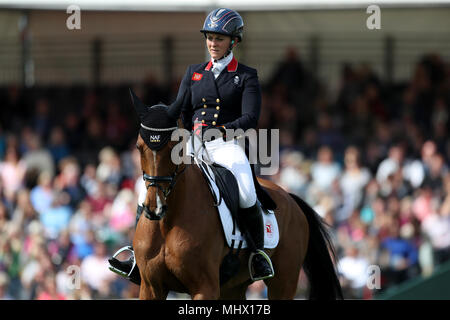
265, 223, 272, 234
192, 72, 203, 81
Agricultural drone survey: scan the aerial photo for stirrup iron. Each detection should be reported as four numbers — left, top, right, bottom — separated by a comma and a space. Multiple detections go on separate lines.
108, 246, 136, 278
248, 249, 275, 281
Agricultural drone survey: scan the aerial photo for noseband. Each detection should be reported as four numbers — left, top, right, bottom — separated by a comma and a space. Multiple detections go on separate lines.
140, 123, 186, 220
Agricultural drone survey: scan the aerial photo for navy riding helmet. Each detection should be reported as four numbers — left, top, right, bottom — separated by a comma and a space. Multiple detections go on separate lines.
200, 8, 244, 43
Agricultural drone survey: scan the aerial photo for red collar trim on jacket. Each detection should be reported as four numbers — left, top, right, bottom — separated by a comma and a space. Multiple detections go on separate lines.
205, 60, 213, 71
227, 57, 238, 72
204, 56, 238, 72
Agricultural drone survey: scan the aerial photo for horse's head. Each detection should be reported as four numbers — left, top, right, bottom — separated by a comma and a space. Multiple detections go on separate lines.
130, 89, 184, 220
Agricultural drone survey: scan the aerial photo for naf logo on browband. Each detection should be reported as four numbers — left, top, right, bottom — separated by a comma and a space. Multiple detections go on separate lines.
192, 72, 203, 81
150, 135, 161, 143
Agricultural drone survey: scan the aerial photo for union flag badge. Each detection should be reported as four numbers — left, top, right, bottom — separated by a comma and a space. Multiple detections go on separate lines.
192, 72, 203, 81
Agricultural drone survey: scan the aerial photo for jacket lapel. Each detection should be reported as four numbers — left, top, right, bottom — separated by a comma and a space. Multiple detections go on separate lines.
215, 56, 238, 88
202, 63, 221, 98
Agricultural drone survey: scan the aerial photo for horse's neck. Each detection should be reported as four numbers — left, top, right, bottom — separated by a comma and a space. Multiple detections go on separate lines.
164, 164, 206, 225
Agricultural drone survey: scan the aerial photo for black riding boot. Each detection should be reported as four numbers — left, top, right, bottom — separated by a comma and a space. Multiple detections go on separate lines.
108, 205, 143, 285
239, 203, 275, 281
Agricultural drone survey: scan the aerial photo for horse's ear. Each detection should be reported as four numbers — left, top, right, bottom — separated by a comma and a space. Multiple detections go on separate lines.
129, 88, 147, 120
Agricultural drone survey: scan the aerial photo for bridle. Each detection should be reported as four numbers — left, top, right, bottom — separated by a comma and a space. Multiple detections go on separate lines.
140, 123, 186, 220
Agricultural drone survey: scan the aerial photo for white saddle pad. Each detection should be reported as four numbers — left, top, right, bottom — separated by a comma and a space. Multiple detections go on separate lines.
197, 160, 279, 249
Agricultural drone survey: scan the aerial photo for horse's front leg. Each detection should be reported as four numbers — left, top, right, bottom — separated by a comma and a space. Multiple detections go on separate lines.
139, 281, 155, 300
191, 282, 220, 300
167, 246, 221, 299
188, 257, 221, 300
139, 284, 167, 300
134, 217, 168, 299
136, 258, 169, 300
139, 276, 168, 300
167, 249, 221, 300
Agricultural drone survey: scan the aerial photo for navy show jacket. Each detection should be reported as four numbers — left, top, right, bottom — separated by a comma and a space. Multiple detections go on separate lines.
171, 56, 262, 133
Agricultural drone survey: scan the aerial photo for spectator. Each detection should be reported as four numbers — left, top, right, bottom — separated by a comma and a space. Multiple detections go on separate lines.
30, 171, 54, 216
0, 272, 12, 300
0, 146, 26, 198
267, 47, 308, 101
32, 98, 52, 141
377, 144, 424, 191
277, 151, 308, 197
339, 146, 371, 222
310, 145, 341, 193
47, 229, 75, 267
412, 185, 435, 223
80, 163, 100, 197
96, 147, 122, 186
379, 220, 419, 285
338, 245, 370, 299
80, 241, 115, 297
422, 153, 447, 197
108, 189, 135, 233
376, 144, 404, 186
39, 191, 72, 240
36, 274, 66, 300
48, 126, 70, 166
54, 157, 86, 209
421, 192, 450, 265
22, 134, 55, 178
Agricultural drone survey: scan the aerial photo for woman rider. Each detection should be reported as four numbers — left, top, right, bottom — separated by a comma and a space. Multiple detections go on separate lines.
109, 8, 274, 284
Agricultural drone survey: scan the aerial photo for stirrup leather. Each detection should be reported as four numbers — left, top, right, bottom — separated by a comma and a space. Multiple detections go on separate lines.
108, 246, 136, 278
248, 249, 275, 281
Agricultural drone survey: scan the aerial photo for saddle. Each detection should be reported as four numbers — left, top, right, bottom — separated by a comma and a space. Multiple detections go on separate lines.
199, 162, 277, 228
195, 160, 279, 284
206, 162, 277, 217
250, 164, 277, 211
196, 159, 279, 248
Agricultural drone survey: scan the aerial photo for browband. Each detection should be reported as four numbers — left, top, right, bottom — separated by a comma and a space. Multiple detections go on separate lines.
140, 123, 178, 131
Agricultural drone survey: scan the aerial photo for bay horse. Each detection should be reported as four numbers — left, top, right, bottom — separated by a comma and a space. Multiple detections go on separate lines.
131, 92, 343, 300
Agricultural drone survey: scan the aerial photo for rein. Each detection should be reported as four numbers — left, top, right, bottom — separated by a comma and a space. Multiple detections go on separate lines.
143, 164, 186, 199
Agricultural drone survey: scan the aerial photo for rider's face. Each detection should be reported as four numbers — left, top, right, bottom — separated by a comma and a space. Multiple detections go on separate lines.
206, 33, 233, 60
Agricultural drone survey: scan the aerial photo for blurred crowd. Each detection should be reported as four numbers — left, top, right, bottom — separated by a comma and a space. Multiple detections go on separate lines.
0, 85, 144, 299
0, 49, 449, 300
265, 49, 450, 299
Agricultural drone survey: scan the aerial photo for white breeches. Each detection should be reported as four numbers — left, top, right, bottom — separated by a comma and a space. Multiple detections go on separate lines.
197, 136, 257, 209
